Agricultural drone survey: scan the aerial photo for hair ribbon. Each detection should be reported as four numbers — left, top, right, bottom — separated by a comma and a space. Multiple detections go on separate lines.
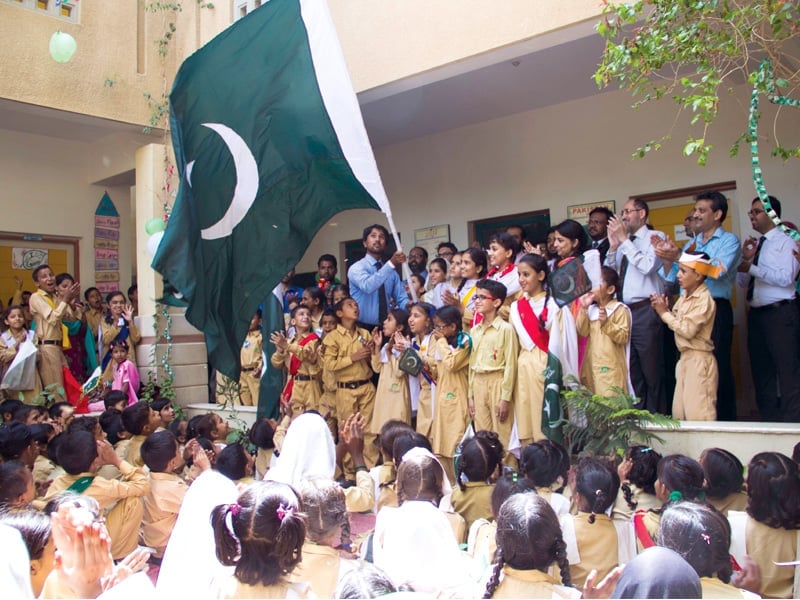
276, 503, 294, 522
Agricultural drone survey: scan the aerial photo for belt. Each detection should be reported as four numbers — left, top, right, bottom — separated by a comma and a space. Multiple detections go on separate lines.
626, 299, 651, 310
38, 340, 60, 345
294, 374, 313, 382
241, 367, 257, 372
337, 378, 371, 390
751, 297, 796, 311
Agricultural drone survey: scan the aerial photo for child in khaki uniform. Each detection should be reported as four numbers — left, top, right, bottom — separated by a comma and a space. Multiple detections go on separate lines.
321, 298, 379, 473
120, 401, 163, 468
270, 306, 322, 416
318, 310, 339, 437
430, 305, 471, 484
140, 430, 189, 559
370, 308, 412, 430
468, 280, 517, 452
28, 264, 82, 402
651, 252, 720, 421
238, 310, 263, 407
42, 430, 149, 560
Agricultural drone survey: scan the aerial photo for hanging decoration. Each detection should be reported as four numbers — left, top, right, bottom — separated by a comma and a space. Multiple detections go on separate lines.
749, 59, 800, 243
94, 193, 121, 294
49, 31, 77, 63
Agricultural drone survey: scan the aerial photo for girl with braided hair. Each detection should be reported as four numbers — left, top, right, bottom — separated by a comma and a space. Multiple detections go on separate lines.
559, 457, 635, 588
209, 481, 309, 598
519, 438, 572, 516
483, 492, 578, 598
634, 454, 706, 551
612, 445, 661, 522
292, 479, 355, 598
451, 430, 505, 535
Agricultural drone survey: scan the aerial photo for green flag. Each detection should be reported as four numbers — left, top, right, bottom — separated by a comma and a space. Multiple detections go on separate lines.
152, 0, 394, 416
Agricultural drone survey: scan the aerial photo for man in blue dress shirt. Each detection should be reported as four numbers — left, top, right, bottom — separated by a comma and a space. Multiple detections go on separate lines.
347, 224, 409, 330
654, 190, 742, 421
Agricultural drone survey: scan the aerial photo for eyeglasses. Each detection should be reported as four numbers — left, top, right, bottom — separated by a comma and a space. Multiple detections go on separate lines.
475, 294, 495, 301
621, 208, 644, 216
437, 251, 454, 258
748, 209, 764, 216
433, 323, 453, 331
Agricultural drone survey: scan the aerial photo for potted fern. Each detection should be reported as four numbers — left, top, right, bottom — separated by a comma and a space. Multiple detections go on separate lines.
559, 378, 679, 459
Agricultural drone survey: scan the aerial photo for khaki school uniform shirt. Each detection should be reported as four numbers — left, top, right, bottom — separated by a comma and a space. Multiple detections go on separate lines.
30, 291, 78, 342
468, 316, 518, 400
142, 471, 187, 557
660, 282, 715, 352
321, 324, 373, 381
43, 460, 149, 509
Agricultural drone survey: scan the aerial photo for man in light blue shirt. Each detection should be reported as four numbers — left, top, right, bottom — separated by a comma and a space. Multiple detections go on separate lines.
347, 224, 409, 329
654, 191, 742, 421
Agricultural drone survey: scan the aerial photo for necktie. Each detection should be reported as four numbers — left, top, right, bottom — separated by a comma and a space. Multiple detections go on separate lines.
618, 235, 636, 302
592, 241, 599, 249
746, 236, 765, 302
376, 261, 388, 325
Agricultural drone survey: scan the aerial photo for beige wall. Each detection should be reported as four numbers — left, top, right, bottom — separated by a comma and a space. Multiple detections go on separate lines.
330, 0, 603, 92
0, 127, 134, 292
297, 84, 800, 272
0, 0, 232, 127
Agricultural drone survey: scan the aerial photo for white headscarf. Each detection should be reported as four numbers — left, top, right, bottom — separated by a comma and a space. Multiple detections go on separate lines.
266, 412, 336, 487
156, 469, 238, 598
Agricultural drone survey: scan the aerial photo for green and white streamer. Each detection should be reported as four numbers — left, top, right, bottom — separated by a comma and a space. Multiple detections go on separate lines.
749, 59, 800, 242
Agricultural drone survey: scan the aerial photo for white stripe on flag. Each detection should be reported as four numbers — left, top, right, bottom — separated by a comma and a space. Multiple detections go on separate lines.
299, 0, 392, 217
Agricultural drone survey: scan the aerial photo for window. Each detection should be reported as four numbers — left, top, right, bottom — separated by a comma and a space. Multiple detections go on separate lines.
233, 0, 263, 21
2, 0, 79, 22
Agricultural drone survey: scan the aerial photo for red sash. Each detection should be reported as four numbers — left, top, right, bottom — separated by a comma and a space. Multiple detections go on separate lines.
281, 332, 318, 401
516, 297, 549, 353
633, 510, 656, 549
473, 264, 515, 328
486, 262, 515, 280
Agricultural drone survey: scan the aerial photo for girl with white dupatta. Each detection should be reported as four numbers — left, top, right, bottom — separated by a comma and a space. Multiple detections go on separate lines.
509, 255, 578, 447
373, 447, 477, 596
0, 305, 41, 402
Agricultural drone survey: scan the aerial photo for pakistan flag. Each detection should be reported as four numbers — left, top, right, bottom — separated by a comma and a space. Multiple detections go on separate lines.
152, 0, 393, 417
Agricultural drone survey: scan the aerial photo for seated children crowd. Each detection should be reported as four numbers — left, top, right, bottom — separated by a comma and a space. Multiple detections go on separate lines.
0, 388, 798, 598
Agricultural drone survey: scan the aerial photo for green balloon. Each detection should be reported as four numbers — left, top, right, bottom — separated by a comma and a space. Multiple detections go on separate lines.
145, 217, 166, 235
49, 31, 77, 63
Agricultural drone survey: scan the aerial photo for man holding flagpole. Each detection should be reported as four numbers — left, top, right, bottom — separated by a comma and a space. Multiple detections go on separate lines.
349, 224, 409, 331
152, 0, 407, 420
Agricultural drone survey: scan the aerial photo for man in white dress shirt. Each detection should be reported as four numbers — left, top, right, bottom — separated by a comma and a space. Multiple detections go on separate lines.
737, 196, 800, 422
605, 198, 667, 414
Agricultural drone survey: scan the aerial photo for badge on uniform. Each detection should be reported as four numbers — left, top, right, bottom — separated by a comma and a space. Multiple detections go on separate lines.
398, 347, 423, 376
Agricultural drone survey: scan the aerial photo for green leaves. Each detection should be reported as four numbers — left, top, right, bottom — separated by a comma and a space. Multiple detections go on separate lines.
595, 0, 800, 162
559, 377, 679, 458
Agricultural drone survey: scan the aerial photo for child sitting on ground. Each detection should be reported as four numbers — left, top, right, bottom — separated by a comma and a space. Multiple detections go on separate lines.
120, 401, 162, 468
612, 444, 662, 521
140, 430, 187, 561
561, 457, 635, 588
451, 430, 504, 536
519, 439, 571, 516
41, 429, 149, 560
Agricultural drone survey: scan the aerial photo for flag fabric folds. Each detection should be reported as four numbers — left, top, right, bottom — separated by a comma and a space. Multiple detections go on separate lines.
152, 0, 391, 416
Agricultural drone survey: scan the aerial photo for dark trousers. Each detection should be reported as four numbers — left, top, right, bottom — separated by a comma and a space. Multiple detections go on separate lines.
712, 299, 736, 421
629, 304, 666, 414
748, 300, 800, 422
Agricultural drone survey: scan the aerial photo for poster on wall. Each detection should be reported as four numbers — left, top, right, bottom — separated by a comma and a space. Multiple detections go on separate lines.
11, 248, 49, 270
94, 193, 120, 295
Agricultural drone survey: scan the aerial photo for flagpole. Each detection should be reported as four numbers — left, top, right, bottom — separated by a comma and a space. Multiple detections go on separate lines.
384, 212, 418, 303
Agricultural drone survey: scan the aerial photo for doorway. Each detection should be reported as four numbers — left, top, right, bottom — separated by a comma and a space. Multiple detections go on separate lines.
633, 181, 757, 419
